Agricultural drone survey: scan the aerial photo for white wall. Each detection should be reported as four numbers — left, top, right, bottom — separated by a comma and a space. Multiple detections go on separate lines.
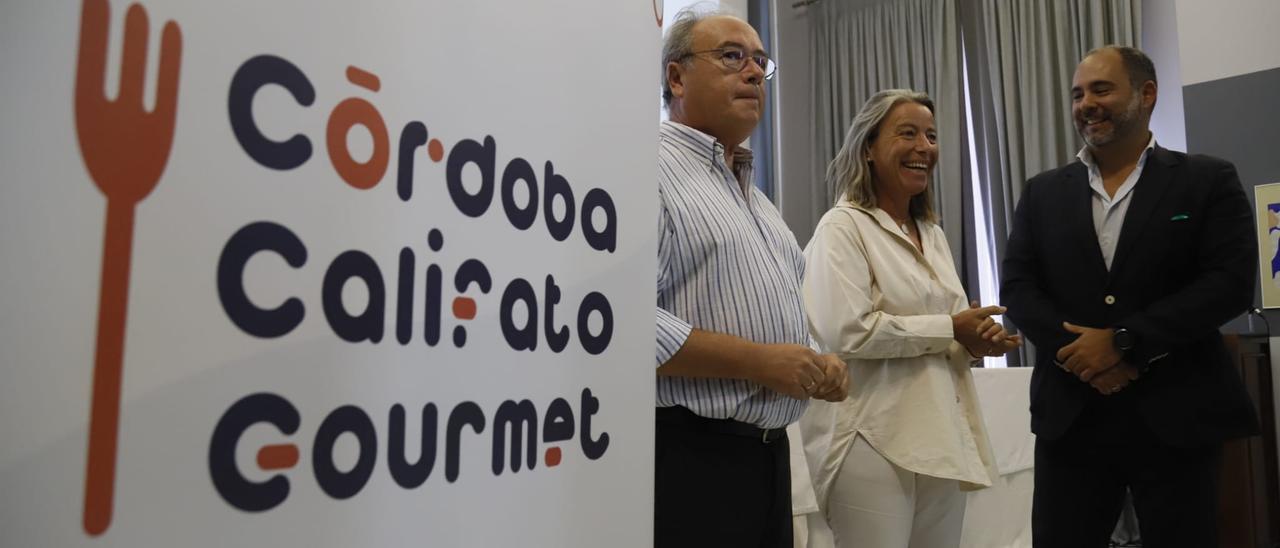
1175, 0, 1280, 85
720, 0, 749, 17
1141, 0, 1187, 153
662, 1, 750, 31
664, 0, 710, 25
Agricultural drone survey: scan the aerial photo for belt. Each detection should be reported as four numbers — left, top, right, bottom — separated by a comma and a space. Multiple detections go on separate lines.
656, 406, 785, 444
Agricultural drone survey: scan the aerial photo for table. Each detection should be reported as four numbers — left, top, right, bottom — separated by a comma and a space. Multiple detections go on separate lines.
959, 367, 1035, 548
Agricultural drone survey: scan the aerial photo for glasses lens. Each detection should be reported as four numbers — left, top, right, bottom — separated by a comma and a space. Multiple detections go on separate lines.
708, 48, 777, 79
720, 48, 746, 70
762, 58, 777, 80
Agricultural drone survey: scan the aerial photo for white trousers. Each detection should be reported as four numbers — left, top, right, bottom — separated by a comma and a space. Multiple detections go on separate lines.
822, 436, 967, 548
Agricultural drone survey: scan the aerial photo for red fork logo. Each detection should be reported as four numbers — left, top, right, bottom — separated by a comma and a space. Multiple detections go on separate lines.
74, 0, 182, 536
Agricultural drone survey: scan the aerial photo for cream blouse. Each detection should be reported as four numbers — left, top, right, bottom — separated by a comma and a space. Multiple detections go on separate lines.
798, 201, 998, 505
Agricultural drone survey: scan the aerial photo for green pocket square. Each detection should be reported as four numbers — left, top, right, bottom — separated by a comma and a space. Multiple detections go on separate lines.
1170, 213, 1190, 221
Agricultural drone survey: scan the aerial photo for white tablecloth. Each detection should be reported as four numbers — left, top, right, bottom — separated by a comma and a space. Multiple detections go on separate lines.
959, 367, 1035, 548
970, 367, 1035, 476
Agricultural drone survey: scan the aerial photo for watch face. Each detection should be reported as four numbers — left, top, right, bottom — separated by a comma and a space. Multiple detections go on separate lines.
1114, 329, 1132, 350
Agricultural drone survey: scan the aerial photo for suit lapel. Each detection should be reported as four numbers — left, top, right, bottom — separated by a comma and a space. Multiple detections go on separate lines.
1062, 163, 1109, 276
1108, 145, 1179, 278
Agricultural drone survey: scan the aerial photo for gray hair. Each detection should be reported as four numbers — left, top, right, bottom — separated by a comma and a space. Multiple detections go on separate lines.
660, 4, 740, 107
826, 89, 937, 222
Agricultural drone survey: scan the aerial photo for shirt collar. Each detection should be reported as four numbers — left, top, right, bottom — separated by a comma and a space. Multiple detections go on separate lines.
1076, 132, 1157, 171
660, 120, 754, 173
837, 198, 932, 235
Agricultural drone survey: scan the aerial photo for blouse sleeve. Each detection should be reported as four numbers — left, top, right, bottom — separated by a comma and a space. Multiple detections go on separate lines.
802, 210, 954, 360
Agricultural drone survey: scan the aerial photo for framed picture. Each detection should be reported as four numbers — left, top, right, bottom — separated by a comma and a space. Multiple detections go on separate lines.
1255, 182, 1280, 308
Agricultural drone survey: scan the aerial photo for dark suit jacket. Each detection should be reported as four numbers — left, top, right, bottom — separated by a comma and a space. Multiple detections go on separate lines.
1001, 145, 1259, 446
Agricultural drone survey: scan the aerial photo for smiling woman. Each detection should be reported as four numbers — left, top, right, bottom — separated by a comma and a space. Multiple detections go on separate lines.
866, 101, 938, 232
797, 89, 1022, 548
823, 90, 939, 228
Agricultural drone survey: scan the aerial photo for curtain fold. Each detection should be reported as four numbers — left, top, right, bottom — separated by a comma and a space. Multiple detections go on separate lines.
809, 0, 967, 273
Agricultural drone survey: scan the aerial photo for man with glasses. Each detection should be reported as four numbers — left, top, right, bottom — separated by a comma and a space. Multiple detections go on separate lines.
655, 8, 848, 547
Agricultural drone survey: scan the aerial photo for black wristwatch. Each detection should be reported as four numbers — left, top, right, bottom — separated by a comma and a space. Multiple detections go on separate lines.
1112, 327, 1135, 352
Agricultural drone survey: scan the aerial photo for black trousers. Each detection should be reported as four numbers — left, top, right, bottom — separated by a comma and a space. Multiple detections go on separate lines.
654, 407, 792, 548
1032, 406, 1224, 548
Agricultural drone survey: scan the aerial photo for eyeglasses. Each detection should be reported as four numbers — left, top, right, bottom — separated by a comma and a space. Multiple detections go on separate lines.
684, 47, 777, 80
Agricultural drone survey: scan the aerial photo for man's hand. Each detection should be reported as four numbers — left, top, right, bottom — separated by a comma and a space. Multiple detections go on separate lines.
1088, 362, 1140, 395
810, 354, 849, 402
747, 344, 828, 400
1056, 322, 1122, 381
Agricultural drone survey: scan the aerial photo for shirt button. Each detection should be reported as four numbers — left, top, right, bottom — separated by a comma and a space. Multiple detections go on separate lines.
1104, 295, 1116, 305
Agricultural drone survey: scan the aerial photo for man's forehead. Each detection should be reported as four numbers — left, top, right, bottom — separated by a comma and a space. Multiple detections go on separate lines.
1073, 51, 1124, 85
692, 16, 763, 50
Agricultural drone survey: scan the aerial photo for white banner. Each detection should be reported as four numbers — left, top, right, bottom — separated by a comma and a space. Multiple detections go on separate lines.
0, 1, 658, 545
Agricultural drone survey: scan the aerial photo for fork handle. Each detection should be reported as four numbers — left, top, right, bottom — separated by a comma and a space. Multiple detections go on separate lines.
83, 201, 137, 536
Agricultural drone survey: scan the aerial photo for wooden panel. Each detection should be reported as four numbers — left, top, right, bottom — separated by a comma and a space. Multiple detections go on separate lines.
1221, 335, 1280, 548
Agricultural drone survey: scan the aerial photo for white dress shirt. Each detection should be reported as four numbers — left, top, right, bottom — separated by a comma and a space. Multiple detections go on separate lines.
798, 201, 998, 508
1078, 133, 1157, 270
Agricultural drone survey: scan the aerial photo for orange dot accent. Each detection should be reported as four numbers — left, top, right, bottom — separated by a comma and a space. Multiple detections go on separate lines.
428, 139, 445, 162
544, 447, 562, 467
345, 66, 381, 92
257, 444, 300, 470
453, 297, 476, 320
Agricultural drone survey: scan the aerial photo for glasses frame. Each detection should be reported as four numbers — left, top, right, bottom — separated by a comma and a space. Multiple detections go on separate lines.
683, 47, 777, 80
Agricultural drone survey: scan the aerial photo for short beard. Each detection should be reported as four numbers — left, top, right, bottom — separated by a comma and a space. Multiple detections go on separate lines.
1079, 91, 1142, 148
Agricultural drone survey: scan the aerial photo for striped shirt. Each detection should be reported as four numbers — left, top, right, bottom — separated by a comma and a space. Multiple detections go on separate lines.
655, 120, 813, 429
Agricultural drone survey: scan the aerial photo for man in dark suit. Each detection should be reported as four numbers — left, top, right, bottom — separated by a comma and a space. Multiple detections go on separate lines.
1001, 45, 1259, 548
